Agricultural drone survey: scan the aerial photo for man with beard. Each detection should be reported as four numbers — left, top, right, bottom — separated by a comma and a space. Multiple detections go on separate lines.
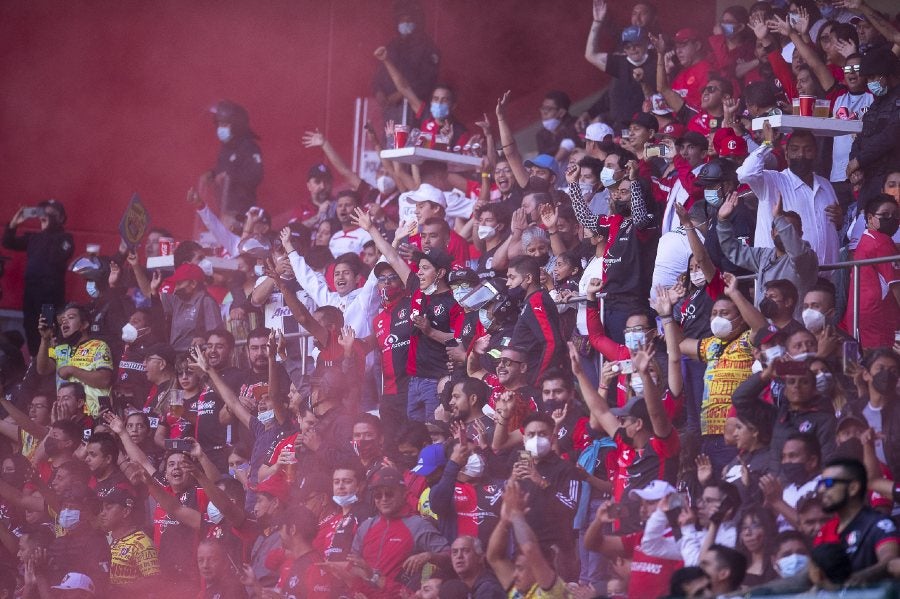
718, 193, 817, 315
156, 263, 223, 352
447, 377, 495, 445
36, 304, 113, 417
813, 458, 899, 582
737, 122, 843, 266
328, 190, 372, 258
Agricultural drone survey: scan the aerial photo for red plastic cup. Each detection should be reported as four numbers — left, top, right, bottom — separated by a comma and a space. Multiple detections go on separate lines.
394, 124, 409, 148
158, 237, 174, 256
798, 95, 814, 117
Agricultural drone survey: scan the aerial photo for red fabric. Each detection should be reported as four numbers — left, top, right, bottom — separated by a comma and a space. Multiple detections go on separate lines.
840, 229, 900, 349
621, 531, 684, 599
767, 49, 798, 101
671, 59, 713, 108
408, 230, 471, 269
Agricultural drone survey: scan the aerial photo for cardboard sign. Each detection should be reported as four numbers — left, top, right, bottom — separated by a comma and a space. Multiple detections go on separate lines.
119, 193, 150, 251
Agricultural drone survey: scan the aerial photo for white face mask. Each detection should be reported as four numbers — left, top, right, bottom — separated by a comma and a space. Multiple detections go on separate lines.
58, 508, 80, 530
423, 281, 439, 296
790, 352, 813, 361
253, 264, 265, 277
751, 359, 764, 374
398, 21, 415, 35
121, 323, 139, 343
776, 553, 809, 578
206, 502, 224, 524
815, 371, 833, 394
542, 118, 561, 132
689, 270, 707, 287
477, 225, 497, 240
376, 175, 396, 195
600, 167, 618, 188
451, 286, 471, 304
257, 409, 275, 425
626, 54, 648, 67
524, 436, 551, 458
462, 453, 485, 478
710, 316, 733, 339
801, 308, 826, 333
629, 373, 644, 395
478, 308, 493, 330
217, 125, 232, 143
332, 494, 358, 508
578, 182, 595, 199
764, 345, 785, 362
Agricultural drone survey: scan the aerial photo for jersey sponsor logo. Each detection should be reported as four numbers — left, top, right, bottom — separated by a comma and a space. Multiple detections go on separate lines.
631, 560, 663, 574
877, 519, 897, 533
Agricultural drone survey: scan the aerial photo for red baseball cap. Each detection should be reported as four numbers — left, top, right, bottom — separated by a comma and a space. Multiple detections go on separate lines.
713, 128, 748, 159
659, 122, 686, 140
674, 28, 700, 43
252, 473, 291, 502
168, 263, 205, 283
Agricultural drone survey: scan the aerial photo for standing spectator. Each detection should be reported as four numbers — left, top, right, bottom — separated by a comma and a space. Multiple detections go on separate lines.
3, 199, 73, 356
328, 191, 373, 258
670, 29, 715, 109
98, 483, 161, 593
36, 304, 113, 417
154, 263, 223, 352
536, 91, 580, 160
840, 195, 900, 349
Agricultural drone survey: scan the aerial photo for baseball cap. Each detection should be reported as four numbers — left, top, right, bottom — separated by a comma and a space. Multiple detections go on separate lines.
629, 480, 676, 502
52, 573, 96, 594
307, 162, 332, 182
447, 268, 480, 287
860, 46, 899, 77
585, 122, 615, 142
411, 443, 448, 476
408, 183, 447, 208
836, 413, 867, 432
674, 28, 700, 43
369, 466, 405, 489
143, 342, 176, 367
373, 261, 397, 277
650, 93, 673, 116
411, 248, 454, 272
523, 154, 557, 171
252, 473, 291, 502
630, 112, 660, 132
97, 483, 138, 508
168, 262, 205, 283
621, 26, 649, 45
659, 122, 686, 140
677, 130, 709, 149
713, 128, 748, 159
611, 397, 651, 425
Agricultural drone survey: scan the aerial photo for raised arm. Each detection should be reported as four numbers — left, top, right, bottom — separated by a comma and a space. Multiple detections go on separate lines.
784, 24, 835, 91
584, 0, 610, 71
505, 479, 557, 589
650, 34, 686, 114
268, 267, 329, 348
104, 412, 156, 475
650, 287, 684, 398
633, 346, 673, 438
495, 91, 530, 189
838, 0, 900, 46
189, 347, 252, 430
351, 208, 412, 284
301, 129, 363, 190
0, 396, 49, 440
570, 343, 619, 437
373, 46, 424, 114
486, 501, 516, 589
722, 271, 767, 337
674, 203, 716, 283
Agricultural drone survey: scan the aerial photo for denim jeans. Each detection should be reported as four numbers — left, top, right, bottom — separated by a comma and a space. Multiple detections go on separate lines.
407, 376, 439, 422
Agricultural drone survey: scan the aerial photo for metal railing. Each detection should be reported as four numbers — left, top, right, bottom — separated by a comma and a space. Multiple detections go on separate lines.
736, 253, 900, 342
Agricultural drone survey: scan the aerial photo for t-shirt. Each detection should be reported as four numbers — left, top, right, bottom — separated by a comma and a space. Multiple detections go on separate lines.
671, 59, 713, 109
314, 505, 372, 562
406, 280, 464, 380
829, 88, 873, 182
606, 53, 658, 126
49, 338, 113, 416
698, 330, 754, 435
814, 507, 899, 572
153, 485, 209, 579
841, 229, 900, 350
109, 530, 161, 586
328, 226, 373, 258
280, 550, 332, 598
373, 297, 414, 396
621, 531, 684, 599
190, 387, 228, 450
612, 428, 680, 502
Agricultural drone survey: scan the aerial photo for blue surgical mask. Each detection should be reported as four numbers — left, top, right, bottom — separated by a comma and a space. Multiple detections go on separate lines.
85, 281, 100, 299
206, 502, 224, 524
624, 330, 646, 352
704, 188, 724, 207
600, 167, 618, 188
819, 4, 835, 18
58, 508, 80, 530
542, 118, 561, 132
430, 102, 450, 119
398, 21, 415, 36
721, 23, 736, 37
478, 308, 494, 330
257, 409, 275, 425
332, 494, 358, 507
867, 79, 887, 97
217, 125, 232, 143
776, 553, 809, 578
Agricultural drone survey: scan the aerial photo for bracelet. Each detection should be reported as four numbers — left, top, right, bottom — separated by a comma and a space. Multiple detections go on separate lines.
660, 316, 674, 324
598, 384, 609, 390
682, 225, 695, 230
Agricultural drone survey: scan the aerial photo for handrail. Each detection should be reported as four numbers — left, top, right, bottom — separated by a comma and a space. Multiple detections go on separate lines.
733, 254, 900, 343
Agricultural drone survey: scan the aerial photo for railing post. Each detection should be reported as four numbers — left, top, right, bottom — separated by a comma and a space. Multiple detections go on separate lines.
851, 263, 860, 342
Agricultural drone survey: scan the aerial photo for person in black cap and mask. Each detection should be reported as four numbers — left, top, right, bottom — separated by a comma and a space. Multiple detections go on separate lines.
847, 46, 900, 202
199, 99, 263, 225
4, 199, 74, 356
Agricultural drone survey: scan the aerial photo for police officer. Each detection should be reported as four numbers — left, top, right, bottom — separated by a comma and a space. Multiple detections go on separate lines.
3, 200, 74, 356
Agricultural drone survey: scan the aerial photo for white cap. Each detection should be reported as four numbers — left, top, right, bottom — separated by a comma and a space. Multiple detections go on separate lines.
585, 122, 615, 142
628, 480, 676, 502
52, 572, 95, 594
650, 93, 673, 116
408, 183, 447, 208
85, 243, 101, 255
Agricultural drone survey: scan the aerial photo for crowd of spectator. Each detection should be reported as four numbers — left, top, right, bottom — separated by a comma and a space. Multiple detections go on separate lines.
1, 0, 900, 597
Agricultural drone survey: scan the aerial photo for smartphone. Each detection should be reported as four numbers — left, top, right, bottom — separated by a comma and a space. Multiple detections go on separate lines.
40, 303, 55, 326
22, 207, 45, 219
165, 438, 193, 452
775, 360, 809, 377
842, 340, 860, 374
482, 404, 498, 421
644, 143, 669, 158
708, 118, 721, 131
518, 450, 532, 464
607, 502, 629, 520
614, 359, 634, 375
97, 395, 112, 413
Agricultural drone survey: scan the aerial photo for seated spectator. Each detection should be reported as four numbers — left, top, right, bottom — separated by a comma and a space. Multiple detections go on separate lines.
699, 544, 747, 596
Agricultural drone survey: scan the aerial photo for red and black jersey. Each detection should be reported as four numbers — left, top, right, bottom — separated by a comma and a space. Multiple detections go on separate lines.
373, 296, 414, 395
814, 507, 900, 572
407, 282, 464, 380
612, 428, 680, 503
314, 503, 373, 562
596, 214, 659, 299
279, 550, 332, 598
621, 531, 684, 599
510, 289, 566, 385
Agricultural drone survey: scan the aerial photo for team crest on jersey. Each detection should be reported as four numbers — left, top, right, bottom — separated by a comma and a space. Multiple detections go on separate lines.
798, 421, 812, 433
878, 520, 896, 533
433, 304, 445, 316
289, 576, 299, 588
463, 323, 472, 336
398, 309, 408, 319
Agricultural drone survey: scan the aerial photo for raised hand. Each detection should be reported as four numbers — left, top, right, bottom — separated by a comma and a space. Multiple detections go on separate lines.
351, 207, 373, 233
338, 326, 356, 354
749, 14, 769, 39
373, 46, 388, 61
632, 344, 656, 373
186, 186, 202, 208
103, 412, 126, 435
592, 0, 608, 22
539, 203, 559, 231
766, 14, 791, 37
565, 162, 580, 185
650, 284, 674, 317
475, 113, 491, 135
723, 96, 739, 123
585, 277, 603, 300
301, 129, 325, 148
567, 341, 584, 377
794, 6, 811, 35
625, 160, 639, 181
496, 90, 511, 118
551, 403, 568, 428
695, 454, 713, 485
510, 207, 527, 236
718, 191, 740, 221
150, 270, 162, 295
648, 32, 665, 53
834, 38, 857, 58
473, 334, 491, 355
108, 261, 121, 288
772, 194, 785, 218
279, 226, 295, 254
674, 201, 691, 226
721, 271, 739, 296
189, 344, 209, 373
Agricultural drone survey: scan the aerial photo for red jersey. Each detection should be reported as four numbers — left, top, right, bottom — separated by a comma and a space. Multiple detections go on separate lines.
622, 531, 684, 599
671, 60, 713, 108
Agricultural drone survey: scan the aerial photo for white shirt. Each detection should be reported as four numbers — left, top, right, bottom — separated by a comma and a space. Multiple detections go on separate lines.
863, 402, 886, 464
737, 144, 840, 267
830, 90, 873, 182
660, 164, 704, 235
576, 256, 605, 335
328, 227, 372, 258
651, 227, 705, 299
779, 475, 821, 531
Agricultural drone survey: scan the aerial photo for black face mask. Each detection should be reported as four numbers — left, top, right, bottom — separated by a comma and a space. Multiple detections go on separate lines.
507, 285, 527, 302
613, 200, 632, 217
772, 234, 785, 253
44, 437, 64, 458
872, 370, 899, 395
789, 157, 815, 178
759, 297, 780, 319
781, 462, 809, 486
878, 216, 900, 238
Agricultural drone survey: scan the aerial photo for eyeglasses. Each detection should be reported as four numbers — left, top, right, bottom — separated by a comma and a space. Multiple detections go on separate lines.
817, 477, 852, 489
497, 358, 522, 367
372, 488, 398, 500
623, 326, 649, 334
539, 104, 559, 114
842, 64, 861, 74
376, 275, 400, 284
703, 86, 723, 94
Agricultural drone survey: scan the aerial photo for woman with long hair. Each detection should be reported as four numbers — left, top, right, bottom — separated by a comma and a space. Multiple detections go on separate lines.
736, 504, 779, 585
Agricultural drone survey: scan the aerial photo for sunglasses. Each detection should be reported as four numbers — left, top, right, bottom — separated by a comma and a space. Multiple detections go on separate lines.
842, 64, 861, 74
817, 477, 852, 489
372, 488, 398, 500
377, 275, 400, 284
703, 86, 723, 94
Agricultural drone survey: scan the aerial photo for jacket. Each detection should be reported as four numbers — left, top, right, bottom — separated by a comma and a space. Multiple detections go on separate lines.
850, 83, 900, 180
